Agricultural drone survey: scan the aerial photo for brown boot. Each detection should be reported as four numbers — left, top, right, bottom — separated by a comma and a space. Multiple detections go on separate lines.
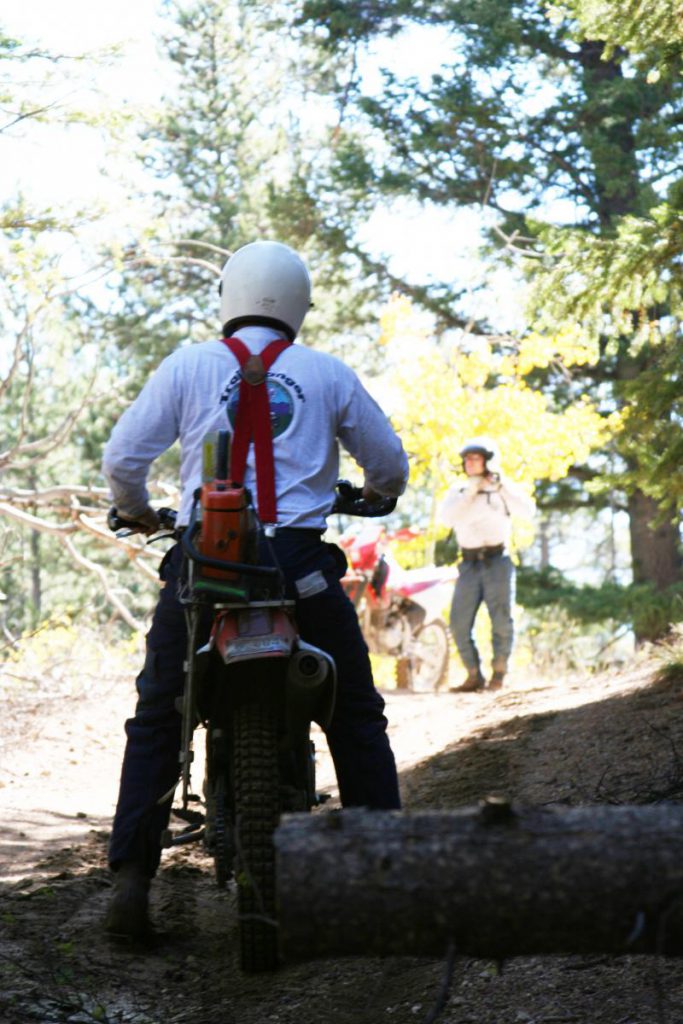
450, 668, 486, 693
488, 661, 507, 690
105, 862, 152, 940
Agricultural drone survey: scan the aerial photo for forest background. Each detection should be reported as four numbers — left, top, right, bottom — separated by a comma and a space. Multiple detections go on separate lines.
1, 0, 682, 683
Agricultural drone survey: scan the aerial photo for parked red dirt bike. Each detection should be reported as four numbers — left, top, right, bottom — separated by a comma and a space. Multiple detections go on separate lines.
109, 449, 395, 973
337, 521, 457, 691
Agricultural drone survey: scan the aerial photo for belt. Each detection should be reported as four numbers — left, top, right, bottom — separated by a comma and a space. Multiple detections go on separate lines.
176, 525, 323, 538
273, 527, 325, 538
461, 544, 505, 562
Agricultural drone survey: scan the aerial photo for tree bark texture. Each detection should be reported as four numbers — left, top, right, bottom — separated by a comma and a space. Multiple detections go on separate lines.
275, 804, 683, 961
628, 490, 681, 592
577, 46, 682, 614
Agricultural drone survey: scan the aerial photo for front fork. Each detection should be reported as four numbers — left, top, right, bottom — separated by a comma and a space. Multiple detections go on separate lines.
160, 603, 208, 850
177, 601, 211, 811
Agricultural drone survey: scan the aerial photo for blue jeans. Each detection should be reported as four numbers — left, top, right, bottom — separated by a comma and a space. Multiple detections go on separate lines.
450, 554, 515, 672
109, 533, 400, 873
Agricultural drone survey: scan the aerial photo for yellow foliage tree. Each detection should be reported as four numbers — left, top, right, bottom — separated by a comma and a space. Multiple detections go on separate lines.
380, 295, 620, 555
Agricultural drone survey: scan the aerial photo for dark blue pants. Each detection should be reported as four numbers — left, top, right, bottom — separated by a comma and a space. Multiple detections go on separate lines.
109, 532, 400, 873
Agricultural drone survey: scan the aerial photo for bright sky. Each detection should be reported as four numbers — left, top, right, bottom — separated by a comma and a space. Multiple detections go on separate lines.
1, 0, 164, 84
1, 0, 166, 211
0, 0, 524, 328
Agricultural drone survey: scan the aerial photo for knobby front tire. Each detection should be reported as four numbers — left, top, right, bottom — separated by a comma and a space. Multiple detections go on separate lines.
411, 619, 450, 691
233, 701, 280, 972
395, 622, 451, 692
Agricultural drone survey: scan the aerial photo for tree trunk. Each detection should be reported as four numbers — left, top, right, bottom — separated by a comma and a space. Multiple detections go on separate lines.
617, 357, 682, 628
28, 467, 42, 628
275, 804, 683, 961
577, 47, 681, 630
30, 526, 42, 626
538, 517, 550, 571
628, 490, 681, 591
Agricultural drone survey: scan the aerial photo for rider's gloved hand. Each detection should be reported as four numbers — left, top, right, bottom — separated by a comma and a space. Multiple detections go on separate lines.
361, 483, 383, 503
119, 506, 161, 535
336, 480, 361, 501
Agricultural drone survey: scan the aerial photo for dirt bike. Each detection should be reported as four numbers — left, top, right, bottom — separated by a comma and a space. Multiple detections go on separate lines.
337, 520, 457, 692
109, 451, 394, 973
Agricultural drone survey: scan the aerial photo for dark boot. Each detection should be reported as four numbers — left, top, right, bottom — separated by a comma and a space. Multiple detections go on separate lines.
450, 667, 486, 693
488, 661, 507, 690
105, 862, 152, 940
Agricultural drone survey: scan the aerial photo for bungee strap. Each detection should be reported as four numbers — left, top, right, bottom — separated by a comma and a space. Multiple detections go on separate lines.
221, 336, 292, 524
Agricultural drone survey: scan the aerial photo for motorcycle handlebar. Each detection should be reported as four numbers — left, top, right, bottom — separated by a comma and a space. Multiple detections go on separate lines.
108, 476, 395, 545
331, 481, 397, 518
107, 505, 280, 579
107, 506, 178, 535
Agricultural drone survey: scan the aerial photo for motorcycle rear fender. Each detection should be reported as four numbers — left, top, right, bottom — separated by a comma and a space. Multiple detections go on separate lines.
211, 605, 297, 665
206, 608, 336, 730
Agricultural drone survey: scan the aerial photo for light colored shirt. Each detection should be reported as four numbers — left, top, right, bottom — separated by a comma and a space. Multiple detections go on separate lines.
102, 327, 409, 528
438, 475, 535, 549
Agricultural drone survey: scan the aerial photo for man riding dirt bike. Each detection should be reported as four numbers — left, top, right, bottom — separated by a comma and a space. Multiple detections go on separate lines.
100, 240, 409, 957
107, 475, 395, 970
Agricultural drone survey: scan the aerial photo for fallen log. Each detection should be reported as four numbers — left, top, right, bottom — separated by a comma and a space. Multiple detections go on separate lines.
274, 801, 683, 960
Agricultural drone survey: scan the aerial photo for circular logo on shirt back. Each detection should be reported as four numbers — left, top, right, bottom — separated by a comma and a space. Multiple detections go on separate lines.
226, 379, 294, 438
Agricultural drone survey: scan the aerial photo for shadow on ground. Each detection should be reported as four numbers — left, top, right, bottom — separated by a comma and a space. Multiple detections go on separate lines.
2, 667, 683, 1024
400, 671, 683, 811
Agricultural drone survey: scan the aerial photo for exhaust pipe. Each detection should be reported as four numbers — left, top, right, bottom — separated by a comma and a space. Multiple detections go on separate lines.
286, 641, 336, 732
288, 648, 330, 688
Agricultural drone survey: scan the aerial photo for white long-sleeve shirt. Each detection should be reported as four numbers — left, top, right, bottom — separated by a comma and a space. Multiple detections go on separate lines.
438, 474, 535, 549
102, 327, 409, 529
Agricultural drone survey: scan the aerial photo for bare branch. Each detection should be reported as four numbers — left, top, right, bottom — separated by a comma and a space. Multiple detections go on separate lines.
0, 501, 79, 536
481, 156, 497, 209
0, 99, 66, 134
14, 337, 36, 456
59, 535, 145, 631
75, 512, 162, 582
0, 330, 27, 402
490, 221, 543, 259
126, 253, 221, 275
172, 239, 232, 259
0, 485, 111, 506
0, 501, 159, 629
0, 368, 101, 471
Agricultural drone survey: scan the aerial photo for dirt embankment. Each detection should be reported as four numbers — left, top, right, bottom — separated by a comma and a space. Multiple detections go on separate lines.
2, 658, 683, 1024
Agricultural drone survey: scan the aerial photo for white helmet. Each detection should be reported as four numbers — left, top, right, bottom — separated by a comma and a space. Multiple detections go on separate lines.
459, 436, 501, 473
219, 240, 311, 341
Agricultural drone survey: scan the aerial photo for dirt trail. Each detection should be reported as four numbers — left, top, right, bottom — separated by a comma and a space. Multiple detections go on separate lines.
2, 657, 683, 1023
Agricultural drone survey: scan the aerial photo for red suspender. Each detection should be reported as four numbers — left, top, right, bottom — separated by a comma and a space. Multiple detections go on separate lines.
221, 336, 292, 524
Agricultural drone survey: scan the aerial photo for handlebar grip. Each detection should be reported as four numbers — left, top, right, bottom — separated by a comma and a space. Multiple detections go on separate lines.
331, 481, 397, 518
107, 506, 178, 534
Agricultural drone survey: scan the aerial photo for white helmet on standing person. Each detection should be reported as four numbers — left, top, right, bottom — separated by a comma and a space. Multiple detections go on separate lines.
219, 240, 312, 341
459, 436, 501, 474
